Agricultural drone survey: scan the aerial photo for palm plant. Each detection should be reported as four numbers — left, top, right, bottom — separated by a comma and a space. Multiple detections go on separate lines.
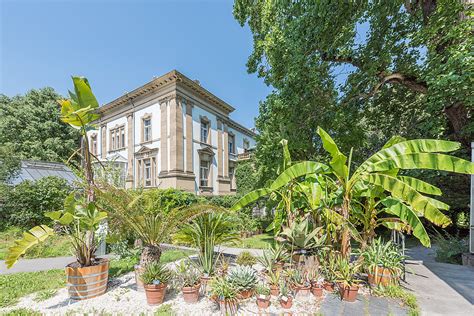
6, 77, 105, 268
233, 128, 474, 256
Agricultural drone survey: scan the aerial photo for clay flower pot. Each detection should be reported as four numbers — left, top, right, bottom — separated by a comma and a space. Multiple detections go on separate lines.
270, 284, 280, 296
280, 296, 293, 309
295, 284, 311, 297
368, 267, 396, 287
311, 283, 323, 298
256, 295, 271, 309
182, 283, 200, 303
239, 289, 254, 299
323, 281, 335, 292
144, 283, 167, 306
273, 262, 284, 273
339, 284, 359, 302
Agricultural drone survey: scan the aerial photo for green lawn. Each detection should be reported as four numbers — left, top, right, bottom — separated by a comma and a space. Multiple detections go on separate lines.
231, 233, 275, 249
0, 227, 72, 260
0, 249, 193, 307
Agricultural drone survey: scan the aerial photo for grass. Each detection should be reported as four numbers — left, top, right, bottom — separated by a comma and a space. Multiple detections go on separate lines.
1, 308, 41, 316
231, 233, 275, 249
0, 227, 72, 260
372, 284, 420, 316
0, 249, 192, 308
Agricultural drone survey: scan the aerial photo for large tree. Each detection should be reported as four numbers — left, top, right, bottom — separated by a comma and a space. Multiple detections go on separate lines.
0, 88, 80, 163
234, 0, 472, 216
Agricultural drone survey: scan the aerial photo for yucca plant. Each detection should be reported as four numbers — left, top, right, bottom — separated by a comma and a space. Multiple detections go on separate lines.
334, 257, 361, 288
358, 238, 405, 278
227, 265, 258, 292
266, 270, 281, 287
232, 127, 474, 257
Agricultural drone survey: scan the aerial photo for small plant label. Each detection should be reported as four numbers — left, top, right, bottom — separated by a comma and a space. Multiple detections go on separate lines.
258, 294, 267, 300
281, 295, 288, 302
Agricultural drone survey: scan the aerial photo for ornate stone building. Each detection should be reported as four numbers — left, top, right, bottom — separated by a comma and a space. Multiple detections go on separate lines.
88, 70, 255, 195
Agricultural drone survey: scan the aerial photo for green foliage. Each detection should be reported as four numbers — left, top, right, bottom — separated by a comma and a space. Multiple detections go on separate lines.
358, 238, 405, 276
210, 276, 238, 300
140, 262, 173, 285
372, 284, 419, 315
140, 188, 205, 213
0, 88, 80, 162
233, 0, 473, 217
0, 146, 21, 183
232, 233, 274, 250
2, 308, 41, 316
205, 195, 240, 208
176, 260, 200, 287
227, 265, 258, 291
279, 219, 325, 254
255, 283, 270, 296
154, 304, 175, 316
235, 251, 257, 266
333, 257, 361, 287
432, 230, 468, 264
235, 159, 258, 195
0, 176, 72, 229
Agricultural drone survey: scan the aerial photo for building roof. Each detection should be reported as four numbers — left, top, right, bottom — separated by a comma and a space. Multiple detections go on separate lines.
9, 160, 79, 186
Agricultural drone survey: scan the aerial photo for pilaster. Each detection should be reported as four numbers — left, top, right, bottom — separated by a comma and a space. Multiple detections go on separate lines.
160, 99, 168, 174
125, 113, 134, 188
185, 101, 194, 173
100, 124, 107, 159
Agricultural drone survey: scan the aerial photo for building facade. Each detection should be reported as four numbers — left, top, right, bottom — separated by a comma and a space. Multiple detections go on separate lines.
88, 70, 256, 195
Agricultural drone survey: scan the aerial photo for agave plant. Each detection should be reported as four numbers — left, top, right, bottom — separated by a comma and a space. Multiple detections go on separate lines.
357, 238, 405, 277
227, 265, 258, 291
279, 218, 326, 254
140, 261, 173, 285
233, 127, 474, 256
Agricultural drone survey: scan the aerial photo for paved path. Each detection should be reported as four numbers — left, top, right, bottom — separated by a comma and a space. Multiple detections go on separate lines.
0, 245, 260, 275
404, 246, 474, 316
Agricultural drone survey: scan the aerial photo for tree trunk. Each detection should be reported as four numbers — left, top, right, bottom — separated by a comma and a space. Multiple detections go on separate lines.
140, 244, 162, 267
340, 195, 351, 258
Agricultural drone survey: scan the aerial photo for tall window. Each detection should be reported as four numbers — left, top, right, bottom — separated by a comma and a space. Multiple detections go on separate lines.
143, 118, 152, 142
110, 126, 125, 151
200, 159, 209, 187
228, 134, 235, 154
229, 166, 235, 190
144, 158, 152, 187
90, 135, 98, 155
200, 121, 209, 143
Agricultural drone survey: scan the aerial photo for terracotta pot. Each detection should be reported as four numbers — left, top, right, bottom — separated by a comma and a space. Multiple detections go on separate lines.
182, 284, 200, 303
368, 267, 397, 287
323, 281, 335, 292
256, 296, 271, 309
339, 284, 359, 302
295, 284, 311, 297
66, 258, 109, 300
239, 289, 254, 299
270, 284, 279, 296
134, 265, 145, 292
144, 283, 167, 306
273, 262, 284, 273
280, 296, 293, 309
311, 284, 323, 298
218, 299, 237, 315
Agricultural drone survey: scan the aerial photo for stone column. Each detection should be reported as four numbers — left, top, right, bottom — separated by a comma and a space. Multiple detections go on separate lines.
160, 99, 168, 175
169, 96, 184, 172
125, 113, 134, 188
100, 124, 107, 159
217, 120, 223, 178
185, 101, 194, 173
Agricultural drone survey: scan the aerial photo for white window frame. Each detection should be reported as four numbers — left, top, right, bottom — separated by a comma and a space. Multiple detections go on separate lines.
200, 159, 209, 187
200, 121, 209, 143
144, 158, 152, 187
143, 118, 152, 142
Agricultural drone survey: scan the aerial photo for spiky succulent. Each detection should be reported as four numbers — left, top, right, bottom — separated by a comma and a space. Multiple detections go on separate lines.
227, 265, 258, 291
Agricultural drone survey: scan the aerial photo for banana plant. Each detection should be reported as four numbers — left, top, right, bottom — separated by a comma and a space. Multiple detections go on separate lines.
6, 77, 104, 268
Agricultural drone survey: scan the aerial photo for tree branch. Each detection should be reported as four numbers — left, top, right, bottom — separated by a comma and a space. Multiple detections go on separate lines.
373, 71, 428, 94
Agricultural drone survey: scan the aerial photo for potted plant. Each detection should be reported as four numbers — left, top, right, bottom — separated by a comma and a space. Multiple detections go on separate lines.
265, 270, 281, 296
321, 253, 337, 292
236, 251, 257, 267
227, 265, 258, 299
308, 267, 324, 298
255, 284, 271, 309
286, 268, 311, 296
358, 238, 404, 286
176, 260, 201, 304
141, 262, 173, 306
334, 257, 361, 302
279, 219, 325, 264
210, 277, 238, 316
279, 282, 294, 309
5, 77, 110, 300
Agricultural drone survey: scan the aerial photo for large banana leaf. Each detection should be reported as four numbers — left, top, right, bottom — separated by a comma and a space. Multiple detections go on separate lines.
45, 211, 74, 225
398, 176, 442, 195
270, 161, 329, 191
364, 174, 452, 227
316, 127, 348, 179
368, 153, 474, 174
356, 139, 461, 174
382, 198, 431, 247
5, 225, 55, 268
231, 188, 273, 211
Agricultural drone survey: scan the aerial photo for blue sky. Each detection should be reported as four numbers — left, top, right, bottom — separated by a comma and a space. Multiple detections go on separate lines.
0, 0, 272, 129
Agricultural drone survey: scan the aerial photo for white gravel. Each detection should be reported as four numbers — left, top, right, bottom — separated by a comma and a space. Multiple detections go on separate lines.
1, 261, 326, 315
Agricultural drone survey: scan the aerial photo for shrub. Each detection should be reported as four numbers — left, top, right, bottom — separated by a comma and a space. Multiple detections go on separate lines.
0, 176, 72, 229
433, 231, 468, 264
236, 251, 257, 266
205, 195, 240, 208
